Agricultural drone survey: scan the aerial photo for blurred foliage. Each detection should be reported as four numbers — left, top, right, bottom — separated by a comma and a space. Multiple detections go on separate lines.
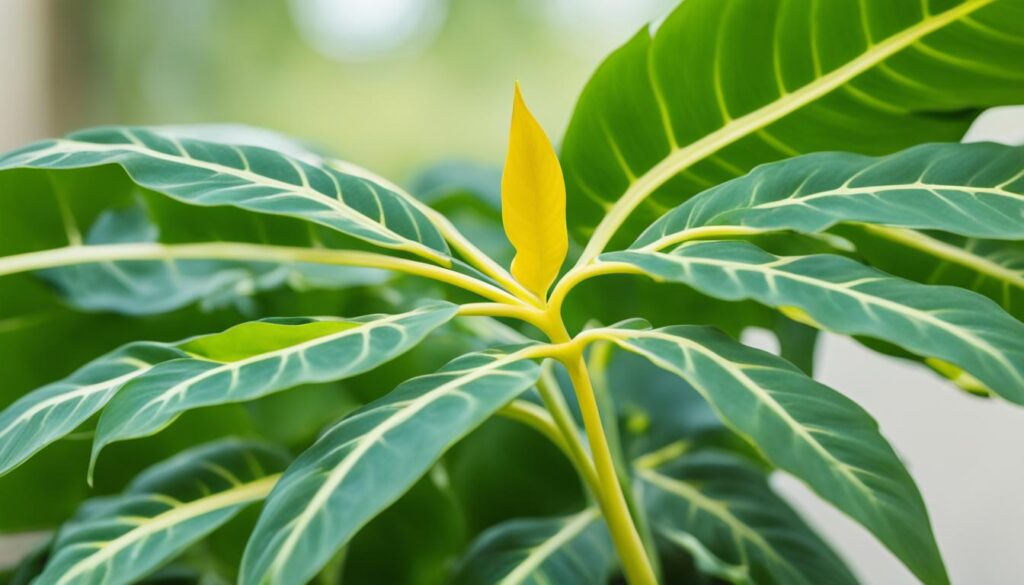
60, 0, 674, 179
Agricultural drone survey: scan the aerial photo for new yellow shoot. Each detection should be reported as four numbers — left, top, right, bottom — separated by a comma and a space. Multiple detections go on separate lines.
501, 82, 568, 300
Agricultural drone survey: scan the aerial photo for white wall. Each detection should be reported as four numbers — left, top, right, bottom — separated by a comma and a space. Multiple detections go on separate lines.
0, 0, 50, 151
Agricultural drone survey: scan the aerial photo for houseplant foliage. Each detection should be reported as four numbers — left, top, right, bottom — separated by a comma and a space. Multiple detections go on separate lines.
2, 0, 1024, 583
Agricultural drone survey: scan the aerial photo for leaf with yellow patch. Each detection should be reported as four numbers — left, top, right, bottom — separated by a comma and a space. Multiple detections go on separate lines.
501, 82, 568, 298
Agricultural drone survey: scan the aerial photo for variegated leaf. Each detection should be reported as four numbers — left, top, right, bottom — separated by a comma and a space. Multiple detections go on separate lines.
634, 143, 1024, 249
240, 348, 542, 585
603, 241, 1024, 404
90, 303, 457, 469
595, 324, 945, 584
0, 126, 449, 262
35, 440, 288, 585
451, 508, 615, 585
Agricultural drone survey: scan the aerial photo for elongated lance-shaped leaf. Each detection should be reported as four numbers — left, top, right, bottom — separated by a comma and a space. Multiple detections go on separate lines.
635, 143, 1024, 248
450, 508, 615, 585
90, 303, 457, 470
637, 451, 856, 585
830, 226, 1024, 393
834, 226, 1024, 320
0, 126, 450, 262
596, 324, 947, 584
35, 440, 289, 585
0, 342, 186, 477
562, 0, 1024, 246
240, 348, 542, 585
603, 241, 1024, 404
501, 83, 568, 298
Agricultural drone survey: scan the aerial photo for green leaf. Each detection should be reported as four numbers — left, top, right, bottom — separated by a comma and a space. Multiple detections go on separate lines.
834, 226, 1024, 320
562, 0, 1024, 245
634, 142, 1024, 249
604, 241, 1024, 404
341, 473, 467, 585
34, 440, 289, 585
0, 341, 184, 477
91, 303, 457, 468
240, 348, 542, 585
0, 304, 453, 478
450, 508, 615, 585
446, 417, 587, 537
601, 350, 733, 462
39, 201, 387, 315
831, 226, 1024, 392
595, 324, 947, 584
0, 126, 450, 262
0, 164, 396, 318
638, 451, 856, 585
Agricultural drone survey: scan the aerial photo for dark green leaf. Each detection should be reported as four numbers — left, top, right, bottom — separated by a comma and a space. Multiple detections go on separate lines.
639, 451, 856, 585
451, 509, 614, 585
34, 440, 288, 585
562, 0, 1024, 245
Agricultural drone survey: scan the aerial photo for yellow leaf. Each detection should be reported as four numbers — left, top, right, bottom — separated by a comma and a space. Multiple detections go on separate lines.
501, 82, 568, 299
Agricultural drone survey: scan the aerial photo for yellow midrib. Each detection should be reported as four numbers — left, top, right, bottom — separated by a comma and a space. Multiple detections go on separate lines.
609, 331, 877, 505
57, 474, 279, 584
498, 508, 601, 585
15, 139, 447, 264
265, 347, 541, 580
639, 469, 788, 570
578, 0, 995, 264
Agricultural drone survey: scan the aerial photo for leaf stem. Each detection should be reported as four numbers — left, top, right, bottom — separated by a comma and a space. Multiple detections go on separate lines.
534, 363, 602, 498
559, 349, 657, 585
638, 225, 767, 252
325, 157, 541, 306
498, 398, 601, 496
0, 242, 524, 306
427, 210, 544, 307
588, 341, 662, 580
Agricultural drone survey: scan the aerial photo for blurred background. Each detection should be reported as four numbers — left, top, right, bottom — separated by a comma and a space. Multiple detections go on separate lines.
2, 0, 1023, 583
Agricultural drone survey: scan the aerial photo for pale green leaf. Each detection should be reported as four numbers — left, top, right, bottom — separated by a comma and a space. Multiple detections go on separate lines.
833, 226, 1024, 320
451, 508, 615, 585
603, 241, 1024, 404
34, 440, 288, 585
596, 324, 946, 584
240, 348, 542, 585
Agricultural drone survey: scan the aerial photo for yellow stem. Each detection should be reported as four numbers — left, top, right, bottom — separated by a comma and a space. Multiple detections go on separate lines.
548, 262, 646, 320
426, 209, 544, 307
0, 242, 524, 306
534, 363, 602, 498
559, 350, 657, 585
498, 399, 601, 496
638, 225, 767, 252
